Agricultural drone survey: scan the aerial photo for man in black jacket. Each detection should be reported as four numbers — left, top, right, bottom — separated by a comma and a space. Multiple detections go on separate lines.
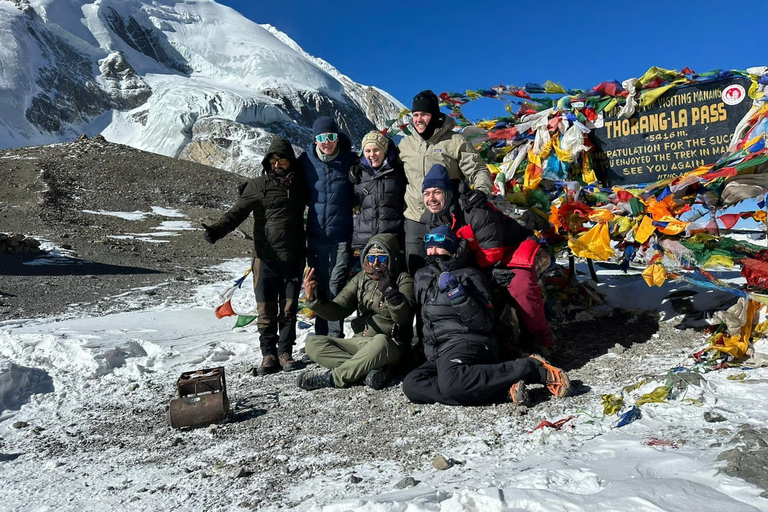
402, 226, 571, 406
202, 137, 308, 376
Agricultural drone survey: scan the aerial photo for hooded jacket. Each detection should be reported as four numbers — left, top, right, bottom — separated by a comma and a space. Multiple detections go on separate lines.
398, 114, 493, 222
414, 242, 496, 359
206, 138, 308, 262
300, 133, 357, 247
308, 233, 415, 344
349, 142, 407, 249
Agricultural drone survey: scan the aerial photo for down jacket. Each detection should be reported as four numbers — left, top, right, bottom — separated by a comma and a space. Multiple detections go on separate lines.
414, 243, 496, 359
349, 142, 407, 249
421, 195, 533, 268
308, 233, 415, 345
300, 133, 357, 247
206, 138, 308, 263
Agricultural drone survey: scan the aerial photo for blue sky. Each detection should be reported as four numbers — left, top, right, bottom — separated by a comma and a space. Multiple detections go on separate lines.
217, 0, 764, 122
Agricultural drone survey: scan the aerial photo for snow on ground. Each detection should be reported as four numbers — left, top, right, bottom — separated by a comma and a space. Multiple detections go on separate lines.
1, 260, 768, 511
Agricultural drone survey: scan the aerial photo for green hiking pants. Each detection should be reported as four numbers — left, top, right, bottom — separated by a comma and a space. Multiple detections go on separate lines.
305, 333, 401, 387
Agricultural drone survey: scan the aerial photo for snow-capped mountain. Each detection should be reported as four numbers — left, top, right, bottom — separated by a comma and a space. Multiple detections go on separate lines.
0, 0, 404, 175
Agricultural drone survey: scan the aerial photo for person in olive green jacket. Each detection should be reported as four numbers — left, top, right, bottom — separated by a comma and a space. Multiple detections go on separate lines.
295, 234, 415, 391
398, 90, 494, 274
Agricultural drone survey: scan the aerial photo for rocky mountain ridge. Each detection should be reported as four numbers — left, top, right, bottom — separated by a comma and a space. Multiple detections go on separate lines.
0, 0, 404, 176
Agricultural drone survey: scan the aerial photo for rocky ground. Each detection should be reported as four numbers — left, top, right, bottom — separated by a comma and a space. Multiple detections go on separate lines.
1, 137, 767, 509
0, 135, 252, 320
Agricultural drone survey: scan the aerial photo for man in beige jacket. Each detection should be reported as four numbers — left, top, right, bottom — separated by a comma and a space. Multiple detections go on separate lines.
398, 89, 493, 274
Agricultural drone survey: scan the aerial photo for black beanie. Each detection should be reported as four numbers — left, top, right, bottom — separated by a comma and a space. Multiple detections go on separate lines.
312, 116, 339, 137
412, 90, 440, 116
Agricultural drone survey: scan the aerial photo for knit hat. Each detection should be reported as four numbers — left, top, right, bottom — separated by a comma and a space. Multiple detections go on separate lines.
412, 90, 440, 116
422, 164, 452, 192
312, 116, 340, 137
361, 131, 389, 153
424, 226, 458, 254
366, 244, 387, 256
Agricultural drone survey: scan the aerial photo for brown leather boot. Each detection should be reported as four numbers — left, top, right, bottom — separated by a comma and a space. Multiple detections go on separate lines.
278, 352, 301, 372
256, 354, 280, 376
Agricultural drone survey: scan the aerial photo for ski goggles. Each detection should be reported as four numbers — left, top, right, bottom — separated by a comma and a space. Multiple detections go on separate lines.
268, 157, 290, 166
424, 233, 447, 243
315, 133, 338, 143
365, 254, 388, 264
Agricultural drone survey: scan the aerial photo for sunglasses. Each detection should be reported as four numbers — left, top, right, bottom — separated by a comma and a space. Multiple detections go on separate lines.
269, 157, 290, 166
424, 233, 447, 243
365, 254, 388, 264
315, 133, 338, 143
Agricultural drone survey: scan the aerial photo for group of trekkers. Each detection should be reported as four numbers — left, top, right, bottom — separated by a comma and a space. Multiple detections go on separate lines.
202, 90, 571, 406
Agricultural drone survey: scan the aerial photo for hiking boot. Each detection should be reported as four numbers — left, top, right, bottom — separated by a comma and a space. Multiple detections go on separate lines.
529, 354, 571, 398
364, 367, 391, 390
279, 353, 302, 372
296, 369, 334, 391
299, 352, 314, 365
256, 354, 280, 376
508, 381, 529, 406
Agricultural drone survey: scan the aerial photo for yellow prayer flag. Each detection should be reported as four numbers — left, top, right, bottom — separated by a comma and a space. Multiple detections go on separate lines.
635, 215, 656, 244
568, 223, 614, 260
642, 263, 667, 287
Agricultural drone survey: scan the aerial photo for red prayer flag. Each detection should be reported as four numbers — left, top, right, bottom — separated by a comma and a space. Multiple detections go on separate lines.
215, 300, 236, 319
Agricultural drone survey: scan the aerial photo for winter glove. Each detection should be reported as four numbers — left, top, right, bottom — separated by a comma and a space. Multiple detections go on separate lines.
349, 165, 362, 185
464, 189, 488, 209
375, 267, 403, 305
201, 223, 221, 244
439, 272, 465, 302
491, 267, 515, 287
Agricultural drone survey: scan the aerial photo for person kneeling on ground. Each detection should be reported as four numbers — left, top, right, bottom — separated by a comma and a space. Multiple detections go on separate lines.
296, 234, 415, 391
402, 226, 571, 406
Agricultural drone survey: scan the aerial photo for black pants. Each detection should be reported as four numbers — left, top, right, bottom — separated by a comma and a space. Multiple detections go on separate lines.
252, 257, 303, 358
402, 341, 545, 406
404, 218, 428, 276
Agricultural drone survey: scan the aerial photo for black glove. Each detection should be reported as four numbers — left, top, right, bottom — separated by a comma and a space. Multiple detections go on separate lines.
375, 267, 403, 304
201, 223, 220, 244
349, 165, 362, 185
465, 189, 488, 209
491, 267, 515, 287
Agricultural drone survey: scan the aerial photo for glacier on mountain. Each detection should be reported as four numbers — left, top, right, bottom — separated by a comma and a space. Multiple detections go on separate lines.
0, 0, 403, 175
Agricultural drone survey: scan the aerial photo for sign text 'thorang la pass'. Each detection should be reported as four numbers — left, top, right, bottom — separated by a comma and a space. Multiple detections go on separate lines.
590, 77, 753, 186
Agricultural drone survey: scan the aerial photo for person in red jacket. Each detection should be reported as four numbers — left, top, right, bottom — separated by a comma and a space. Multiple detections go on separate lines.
420, 164, 555, 350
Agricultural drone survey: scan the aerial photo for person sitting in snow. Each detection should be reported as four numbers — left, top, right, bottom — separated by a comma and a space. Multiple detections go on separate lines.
401, 226, 571, 406
202, 137, 308, 376
420, 163, 555, 353
296, 233, 415, 391
349, 130, 407, 251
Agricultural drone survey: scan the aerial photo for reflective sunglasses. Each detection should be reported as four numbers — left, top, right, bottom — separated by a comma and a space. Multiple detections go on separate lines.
424, 233, 447, 243
315, 133, 338, 143
365, 254, 388, 264
269, 157, 290, 166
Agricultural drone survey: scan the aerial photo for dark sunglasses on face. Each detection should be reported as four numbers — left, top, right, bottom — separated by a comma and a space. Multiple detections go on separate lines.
424, 233, 447, 243
315, 133, 338, 143
365, 254, 388, 264
269, 157, 290, 166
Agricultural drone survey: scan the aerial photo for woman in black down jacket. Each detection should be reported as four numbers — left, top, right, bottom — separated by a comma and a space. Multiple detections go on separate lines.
349, 131, 406, 250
